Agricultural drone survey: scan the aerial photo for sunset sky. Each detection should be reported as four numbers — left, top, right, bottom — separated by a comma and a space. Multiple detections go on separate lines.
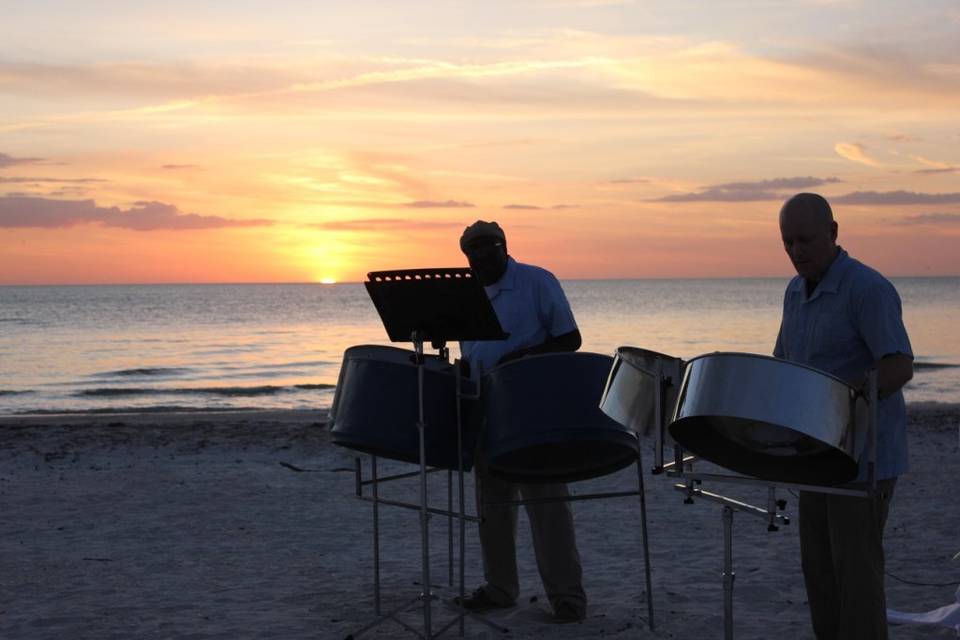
2, 0, 959, 284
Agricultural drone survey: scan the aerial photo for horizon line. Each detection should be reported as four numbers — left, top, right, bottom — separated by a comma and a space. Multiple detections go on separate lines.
3, 273, 959, 287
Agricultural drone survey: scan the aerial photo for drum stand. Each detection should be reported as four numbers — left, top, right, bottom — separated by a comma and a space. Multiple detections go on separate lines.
482, 437, 657, 632
343, 337, 508, 640
662, 371, 881, 640
480, 357, 675, 634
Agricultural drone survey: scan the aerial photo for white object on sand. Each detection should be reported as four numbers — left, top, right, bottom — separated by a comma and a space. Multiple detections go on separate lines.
887, 586, 960, 634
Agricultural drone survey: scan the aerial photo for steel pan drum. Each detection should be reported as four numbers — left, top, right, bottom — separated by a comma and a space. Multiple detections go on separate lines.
330, 345, 475, 470
668, 352, 867, 485
600, 346, 685, 438
482, 352, 638, 483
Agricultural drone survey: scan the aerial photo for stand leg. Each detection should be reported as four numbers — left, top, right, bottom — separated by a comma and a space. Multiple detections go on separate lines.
722, 506, 734, 640
448, 470, 454, 587
373, 456, 381, 616
636, 444, 656, 632
417, 361, 433, 639
456, 376, 466, 638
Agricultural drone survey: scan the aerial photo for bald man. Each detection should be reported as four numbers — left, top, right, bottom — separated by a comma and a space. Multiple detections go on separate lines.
774, 193, 913, 640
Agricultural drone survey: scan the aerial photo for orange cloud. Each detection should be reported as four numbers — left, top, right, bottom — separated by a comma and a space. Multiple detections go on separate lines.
834, 143, 882, 167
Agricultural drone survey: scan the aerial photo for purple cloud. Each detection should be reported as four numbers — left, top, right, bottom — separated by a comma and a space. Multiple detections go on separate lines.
0, 196, 273, 230
503, 204, 543, 210
0, 176, 107, 184
402, 200, 475, 209
893, 213, 960, 226
0, 152, 45, 169
832, 191, 960, 205
915, 167, 959, 175
311, 218, 461, 231
656, 176, 841, 202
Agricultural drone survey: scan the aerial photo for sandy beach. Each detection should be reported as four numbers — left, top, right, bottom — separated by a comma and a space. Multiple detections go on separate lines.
1, 405, 958, 639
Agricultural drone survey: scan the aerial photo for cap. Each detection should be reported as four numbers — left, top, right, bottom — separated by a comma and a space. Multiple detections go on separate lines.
459, 220, 506, 253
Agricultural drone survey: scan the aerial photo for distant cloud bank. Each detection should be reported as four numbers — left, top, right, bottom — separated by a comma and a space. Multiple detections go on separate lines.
0, 196, 273, 230
832, 191, 960, 205
656, 176, 841, 202
402, 200, 474, 208
894, 213, 960, 226
311, 218, 461, 231
0, 152, 45, 169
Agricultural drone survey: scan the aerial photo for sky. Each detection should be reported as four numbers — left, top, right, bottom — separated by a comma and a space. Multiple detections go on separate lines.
1, 0, 959, 284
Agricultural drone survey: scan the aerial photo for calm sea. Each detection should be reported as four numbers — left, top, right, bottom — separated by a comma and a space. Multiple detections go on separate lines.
1, 278, 958, 415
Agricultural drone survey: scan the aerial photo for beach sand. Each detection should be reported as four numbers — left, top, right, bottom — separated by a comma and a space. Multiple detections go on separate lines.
1, 405, 958, 639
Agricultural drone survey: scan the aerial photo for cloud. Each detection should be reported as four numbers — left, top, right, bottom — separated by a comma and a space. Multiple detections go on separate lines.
0, 152, 44, 169
834, 142, 882, 167
832, 191, 960, 205
161, 164, 200, 170
310, 218, 462, 231
893, 213, 960, 226
885, 133, 920, 142
655, 176, 841, 202
608, 178, 649, 185
911, 155, 959, 174
0, 176, 107, 184
402, 200, 475, 208
0, 196, 273, 230
551, 204, 580, 209
503, 203, 543, 210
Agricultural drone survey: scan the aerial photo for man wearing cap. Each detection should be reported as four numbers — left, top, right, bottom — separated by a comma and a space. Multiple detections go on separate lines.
774, 193, 913, 640
455, 220, 587, 624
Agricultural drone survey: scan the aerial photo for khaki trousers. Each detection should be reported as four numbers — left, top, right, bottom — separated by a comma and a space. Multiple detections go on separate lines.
476, 471, 587, 615
799, 478, 897, 640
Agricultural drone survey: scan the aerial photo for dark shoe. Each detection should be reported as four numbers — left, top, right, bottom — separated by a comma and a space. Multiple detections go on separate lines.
452, 587, 514, 612
552, 602, 585, 624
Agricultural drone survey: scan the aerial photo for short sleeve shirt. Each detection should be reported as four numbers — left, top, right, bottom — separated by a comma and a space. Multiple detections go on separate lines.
774, 248, 913, 479
460, 257, 578, 377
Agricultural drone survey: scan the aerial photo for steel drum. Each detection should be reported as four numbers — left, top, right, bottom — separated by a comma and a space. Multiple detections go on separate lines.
600, 346, 685, 438
668, 352, 867, 485
482, 352, 638, 483
330, 345, 475, 470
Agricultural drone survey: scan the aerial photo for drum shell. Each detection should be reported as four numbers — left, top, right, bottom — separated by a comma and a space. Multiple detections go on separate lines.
600, 346, 684, 437
330, 345, 474, 470
482, 352, 638, 483
668, 352, 866, 485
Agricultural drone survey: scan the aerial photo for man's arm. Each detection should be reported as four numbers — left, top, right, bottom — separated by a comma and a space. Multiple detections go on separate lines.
497, 329, 582, 365
876, 352, 913, 399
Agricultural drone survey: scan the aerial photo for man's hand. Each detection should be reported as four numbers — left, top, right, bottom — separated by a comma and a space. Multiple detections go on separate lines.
876, 352, 913, 399
859, 352, 913, 399
496, 329, 582, 366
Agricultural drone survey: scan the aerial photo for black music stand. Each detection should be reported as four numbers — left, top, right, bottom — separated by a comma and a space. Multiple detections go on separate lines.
347, 268, 506, 640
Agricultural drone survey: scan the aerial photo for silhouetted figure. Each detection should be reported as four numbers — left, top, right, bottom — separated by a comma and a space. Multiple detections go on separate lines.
455, 220, 587, 624
774, 193, 913, 640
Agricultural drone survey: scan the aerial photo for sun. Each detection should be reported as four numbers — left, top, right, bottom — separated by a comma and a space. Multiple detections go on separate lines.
316, 275, 338, 284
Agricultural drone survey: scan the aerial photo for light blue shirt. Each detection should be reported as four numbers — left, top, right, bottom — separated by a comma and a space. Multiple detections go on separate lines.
460, 257, 577, 377
774, 248, 913, 479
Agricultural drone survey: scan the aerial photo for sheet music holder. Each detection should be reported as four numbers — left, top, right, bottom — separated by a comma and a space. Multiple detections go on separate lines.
365, 267, 507, 344
347, 266, 509, 639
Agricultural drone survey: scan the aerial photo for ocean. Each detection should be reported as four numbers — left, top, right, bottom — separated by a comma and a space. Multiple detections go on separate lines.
1, 278, 958, 415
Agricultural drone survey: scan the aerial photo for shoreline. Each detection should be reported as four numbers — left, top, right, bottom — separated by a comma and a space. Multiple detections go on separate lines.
0, 408, 328, 426
1, 400, 957, 425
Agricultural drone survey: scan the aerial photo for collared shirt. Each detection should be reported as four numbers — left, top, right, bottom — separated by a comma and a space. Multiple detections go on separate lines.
774, 248, 913, 479
460, 257, 577, 377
